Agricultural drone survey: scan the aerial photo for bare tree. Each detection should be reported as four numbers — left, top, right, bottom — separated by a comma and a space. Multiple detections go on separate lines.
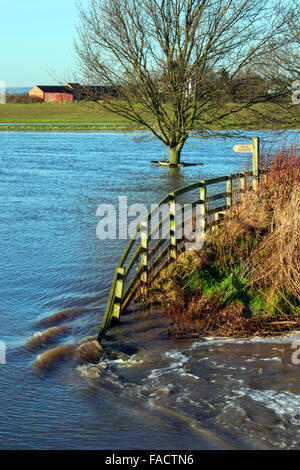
76, 0, 296, 165
265, 3, 299, 81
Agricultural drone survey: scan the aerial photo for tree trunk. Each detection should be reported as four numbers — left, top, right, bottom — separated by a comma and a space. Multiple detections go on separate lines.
168, 145, 183, 165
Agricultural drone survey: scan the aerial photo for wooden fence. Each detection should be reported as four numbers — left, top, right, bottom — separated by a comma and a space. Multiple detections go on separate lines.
97, 137, 262, 342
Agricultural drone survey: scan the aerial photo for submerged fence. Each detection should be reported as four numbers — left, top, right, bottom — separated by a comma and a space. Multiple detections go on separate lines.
97, 137, 262, 342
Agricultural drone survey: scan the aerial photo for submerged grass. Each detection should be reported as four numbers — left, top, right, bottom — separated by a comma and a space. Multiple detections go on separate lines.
148, 145, 300, 337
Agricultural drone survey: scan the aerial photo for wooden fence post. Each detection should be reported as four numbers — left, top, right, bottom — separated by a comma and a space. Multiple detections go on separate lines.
140, 221, 148, 296
213, 212, 220, 232
112, 267, 125, 320
169, 192, 177, 259
252, 137, 260, 191
200, 182, 207, 237
226, 174, 233, 207
240, 172, 246, 201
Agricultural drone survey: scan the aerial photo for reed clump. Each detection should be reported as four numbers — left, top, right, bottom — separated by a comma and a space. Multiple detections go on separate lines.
149, 145, 300, 337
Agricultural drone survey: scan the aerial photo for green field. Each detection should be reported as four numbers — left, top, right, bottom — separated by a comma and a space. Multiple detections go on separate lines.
0, 102, 131, 124
0, 101, 299, 131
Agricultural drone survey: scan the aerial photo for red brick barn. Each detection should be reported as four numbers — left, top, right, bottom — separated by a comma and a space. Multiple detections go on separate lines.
29, 86, 74, 103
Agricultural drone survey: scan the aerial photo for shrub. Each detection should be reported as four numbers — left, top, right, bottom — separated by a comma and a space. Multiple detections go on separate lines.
6, 93, 43, 104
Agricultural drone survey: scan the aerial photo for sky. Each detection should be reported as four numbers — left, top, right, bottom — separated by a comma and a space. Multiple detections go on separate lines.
0, 0, 82, 87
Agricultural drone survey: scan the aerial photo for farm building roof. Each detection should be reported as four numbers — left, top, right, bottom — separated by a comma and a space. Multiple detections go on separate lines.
66, 83, 81, 88
36, 86, 73, 93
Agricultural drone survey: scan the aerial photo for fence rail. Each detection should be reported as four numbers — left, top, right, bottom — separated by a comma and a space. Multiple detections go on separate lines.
97, 137, 262, 342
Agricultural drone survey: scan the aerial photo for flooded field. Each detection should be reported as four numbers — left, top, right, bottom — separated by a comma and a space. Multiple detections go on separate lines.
0, 130, 299, 449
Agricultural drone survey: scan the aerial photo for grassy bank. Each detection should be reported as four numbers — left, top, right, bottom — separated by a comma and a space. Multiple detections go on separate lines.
0, 124, 138, 132
148, 146, 300, 338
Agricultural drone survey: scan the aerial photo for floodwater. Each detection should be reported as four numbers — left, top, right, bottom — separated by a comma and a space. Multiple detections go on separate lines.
0, 130, 299, 450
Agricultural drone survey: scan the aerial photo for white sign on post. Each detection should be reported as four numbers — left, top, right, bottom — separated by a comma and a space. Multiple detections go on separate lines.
233, 144, 253, 153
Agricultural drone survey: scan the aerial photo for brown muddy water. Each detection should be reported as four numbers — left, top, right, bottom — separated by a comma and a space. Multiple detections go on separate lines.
0, 131, 299, 449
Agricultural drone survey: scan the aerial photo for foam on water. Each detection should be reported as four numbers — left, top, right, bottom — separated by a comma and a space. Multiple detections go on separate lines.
147, 350, 189, 379
104, 357, 144, 368
191, 332, 300, 350
26, 325, 72, 350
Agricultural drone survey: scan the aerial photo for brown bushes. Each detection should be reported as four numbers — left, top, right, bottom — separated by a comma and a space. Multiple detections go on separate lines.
248, 186, 300, 308
6, 93, 43, 104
